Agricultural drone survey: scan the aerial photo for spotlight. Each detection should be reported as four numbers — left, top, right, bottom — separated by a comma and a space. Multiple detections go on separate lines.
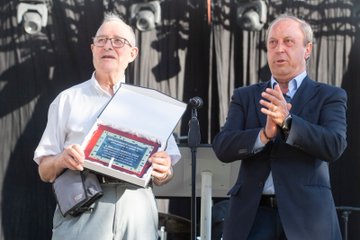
17, 1, 48, 35
130, 1, 161, 31
236, 0, 267, 31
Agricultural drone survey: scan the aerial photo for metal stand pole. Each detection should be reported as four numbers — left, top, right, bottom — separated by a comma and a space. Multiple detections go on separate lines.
336, 206, 360, 240
200, 171, 212, 240
188, 107, 201, 240
341, 210, 350, 240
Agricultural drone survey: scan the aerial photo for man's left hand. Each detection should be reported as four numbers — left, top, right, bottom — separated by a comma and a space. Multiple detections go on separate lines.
149, 151, 173, 185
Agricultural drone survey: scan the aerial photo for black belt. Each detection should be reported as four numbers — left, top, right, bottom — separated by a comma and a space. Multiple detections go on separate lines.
260, 195, 277, 208
96, 174, 124, 184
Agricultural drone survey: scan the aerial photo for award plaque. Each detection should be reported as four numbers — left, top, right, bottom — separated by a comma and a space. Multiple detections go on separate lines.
84, 124, 160, 177
81, 83, 187, 187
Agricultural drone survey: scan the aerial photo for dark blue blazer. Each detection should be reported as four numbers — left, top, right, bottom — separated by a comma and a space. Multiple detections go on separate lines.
212, 76, 347, 240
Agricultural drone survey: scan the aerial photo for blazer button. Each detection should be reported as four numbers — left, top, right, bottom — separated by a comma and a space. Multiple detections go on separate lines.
258, 182, 264, 188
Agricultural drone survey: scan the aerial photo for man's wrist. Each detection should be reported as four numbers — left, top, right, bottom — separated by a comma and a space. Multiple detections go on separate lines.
262, 128, 272, 141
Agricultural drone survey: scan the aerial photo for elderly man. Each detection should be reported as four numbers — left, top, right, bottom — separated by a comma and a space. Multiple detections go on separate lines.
34, 12, 180, 240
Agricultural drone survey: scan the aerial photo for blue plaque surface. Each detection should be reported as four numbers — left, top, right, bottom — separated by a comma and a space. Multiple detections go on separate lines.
84, 124, 160, 177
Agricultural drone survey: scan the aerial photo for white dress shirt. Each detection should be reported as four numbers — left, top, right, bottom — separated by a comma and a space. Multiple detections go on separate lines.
34, 73, 181, 165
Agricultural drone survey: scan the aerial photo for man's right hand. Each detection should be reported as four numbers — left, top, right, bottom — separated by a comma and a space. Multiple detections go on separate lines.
38, 144, 85, 183
58, 144, 85, 171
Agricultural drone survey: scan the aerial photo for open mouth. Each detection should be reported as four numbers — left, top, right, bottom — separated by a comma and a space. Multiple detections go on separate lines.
101, 55, 116, 59
276, 59, 286, 64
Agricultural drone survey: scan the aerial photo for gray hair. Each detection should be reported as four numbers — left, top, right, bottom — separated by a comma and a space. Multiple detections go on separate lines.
266, 14, 314, 46
96, 12, 137, 47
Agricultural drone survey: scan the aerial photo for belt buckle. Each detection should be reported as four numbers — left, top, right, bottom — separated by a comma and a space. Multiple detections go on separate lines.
100, 176, 107, 184
98, 175, 121, 184
269, 197, 275, 208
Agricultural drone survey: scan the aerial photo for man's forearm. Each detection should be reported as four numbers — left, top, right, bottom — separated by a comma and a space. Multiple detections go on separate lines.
38, 155, 65, 183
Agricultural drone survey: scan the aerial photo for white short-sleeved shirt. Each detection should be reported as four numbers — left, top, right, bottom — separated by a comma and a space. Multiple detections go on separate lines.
34, 73, 181, 165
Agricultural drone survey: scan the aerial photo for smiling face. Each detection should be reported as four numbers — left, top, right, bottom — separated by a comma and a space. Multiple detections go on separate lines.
266, 18, 312, 83
91, 20, 138, 79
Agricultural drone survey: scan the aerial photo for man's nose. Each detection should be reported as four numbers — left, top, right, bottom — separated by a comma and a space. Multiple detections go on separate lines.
104, 39, 113, 49
275, 41, 285, 52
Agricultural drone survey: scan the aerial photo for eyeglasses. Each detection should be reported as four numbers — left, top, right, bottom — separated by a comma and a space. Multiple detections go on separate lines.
92, 36, 132, 48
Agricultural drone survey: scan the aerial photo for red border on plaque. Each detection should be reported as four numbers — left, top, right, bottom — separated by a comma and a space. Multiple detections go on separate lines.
84, 124, 160, 177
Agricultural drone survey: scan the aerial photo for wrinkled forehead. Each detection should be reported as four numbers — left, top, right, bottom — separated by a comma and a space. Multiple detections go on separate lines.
95, 20, 136, 46
267, 19, 303, 39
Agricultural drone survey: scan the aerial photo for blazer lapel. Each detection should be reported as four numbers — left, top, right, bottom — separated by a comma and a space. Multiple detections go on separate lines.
290, 76, 318, 115
255, 77, 319, 125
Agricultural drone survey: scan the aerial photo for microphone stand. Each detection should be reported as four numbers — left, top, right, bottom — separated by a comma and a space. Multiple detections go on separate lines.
336, 206, 360, 240
188, 107, 201, 240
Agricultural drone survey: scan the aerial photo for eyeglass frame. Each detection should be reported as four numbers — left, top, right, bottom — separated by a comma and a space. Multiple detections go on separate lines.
92, 35, 132, 48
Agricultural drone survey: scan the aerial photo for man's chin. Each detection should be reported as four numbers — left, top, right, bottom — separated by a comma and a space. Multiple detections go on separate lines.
98, 66, 118, 74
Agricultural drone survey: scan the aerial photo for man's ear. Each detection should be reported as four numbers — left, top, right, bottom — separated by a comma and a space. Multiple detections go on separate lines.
90, 44, 94, 51
129, 47, 139, 62
304, 42, 313, 60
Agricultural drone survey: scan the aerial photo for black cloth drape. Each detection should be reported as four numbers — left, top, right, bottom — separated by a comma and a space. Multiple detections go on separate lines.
0, 0, 359, 239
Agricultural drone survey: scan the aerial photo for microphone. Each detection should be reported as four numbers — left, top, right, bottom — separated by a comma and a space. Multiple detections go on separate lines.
189, 96, 203, 109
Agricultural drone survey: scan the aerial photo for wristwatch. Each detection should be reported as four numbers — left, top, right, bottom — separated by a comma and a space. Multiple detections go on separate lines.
281, 114, 292, 132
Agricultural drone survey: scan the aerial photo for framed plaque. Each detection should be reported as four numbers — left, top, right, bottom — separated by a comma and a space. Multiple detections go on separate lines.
84, 124, 160, 177
81, 83, 187, 187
